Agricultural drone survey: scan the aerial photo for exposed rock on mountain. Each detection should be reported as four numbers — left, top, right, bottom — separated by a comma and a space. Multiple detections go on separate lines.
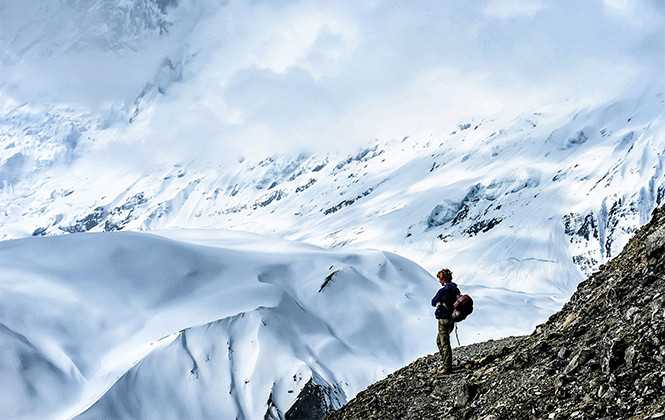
285, 376, 345, 420
329, 206, 665, 419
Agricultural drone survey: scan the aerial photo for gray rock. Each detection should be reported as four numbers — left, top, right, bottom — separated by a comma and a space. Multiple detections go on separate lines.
427, 201, 461, 228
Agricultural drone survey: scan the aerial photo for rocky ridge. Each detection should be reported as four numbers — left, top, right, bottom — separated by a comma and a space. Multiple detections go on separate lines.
328, 206, 665, 419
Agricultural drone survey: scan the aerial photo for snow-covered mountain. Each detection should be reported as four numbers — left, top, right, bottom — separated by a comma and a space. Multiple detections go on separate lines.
3, 89, 665, 295
1, 1, 664, 418
1, 230, 438, 419
2, 1, 663, 295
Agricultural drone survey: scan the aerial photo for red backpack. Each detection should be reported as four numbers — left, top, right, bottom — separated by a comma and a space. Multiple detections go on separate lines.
451, 294, 474, 322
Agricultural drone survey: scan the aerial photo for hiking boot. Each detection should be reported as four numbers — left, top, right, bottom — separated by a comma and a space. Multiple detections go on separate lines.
431, 367, 451, 376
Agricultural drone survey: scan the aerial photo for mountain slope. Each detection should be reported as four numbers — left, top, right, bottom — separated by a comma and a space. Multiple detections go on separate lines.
0, 229, 439, 419
328, 205, 665, 419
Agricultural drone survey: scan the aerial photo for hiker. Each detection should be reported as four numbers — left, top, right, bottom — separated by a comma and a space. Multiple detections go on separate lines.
431, 268, 461, 374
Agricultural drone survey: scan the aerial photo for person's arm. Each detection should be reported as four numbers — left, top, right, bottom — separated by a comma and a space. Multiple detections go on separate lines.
431, 289, 442, 306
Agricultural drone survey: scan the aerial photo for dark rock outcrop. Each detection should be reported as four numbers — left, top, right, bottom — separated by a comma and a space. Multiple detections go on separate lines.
60, 206, 107, 233
286, 377, 346, 420
329, 206, 665, 419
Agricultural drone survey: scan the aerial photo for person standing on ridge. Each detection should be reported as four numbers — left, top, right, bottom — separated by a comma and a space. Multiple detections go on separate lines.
431, 268, 460, 374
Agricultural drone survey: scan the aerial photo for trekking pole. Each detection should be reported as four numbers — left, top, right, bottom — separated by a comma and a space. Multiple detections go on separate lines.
454, 325, 461, 346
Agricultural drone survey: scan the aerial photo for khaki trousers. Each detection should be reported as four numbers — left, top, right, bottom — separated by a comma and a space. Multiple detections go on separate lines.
437, 318, 453, 372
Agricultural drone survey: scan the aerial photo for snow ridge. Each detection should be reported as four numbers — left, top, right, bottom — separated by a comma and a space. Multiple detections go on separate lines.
0, 230, 437, 419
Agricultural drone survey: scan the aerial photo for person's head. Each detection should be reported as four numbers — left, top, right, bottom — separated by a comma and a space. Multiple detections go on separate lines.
436, 268, 453, 285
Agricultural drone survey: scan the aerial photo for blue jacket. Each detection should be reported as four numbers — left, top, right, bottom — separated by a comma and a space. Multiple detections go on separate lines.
431, 282, 460, 319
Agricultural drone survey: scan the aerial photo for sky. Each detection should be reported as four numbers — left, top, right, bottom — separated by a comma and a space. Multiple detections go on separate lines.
0, 0, 663, 160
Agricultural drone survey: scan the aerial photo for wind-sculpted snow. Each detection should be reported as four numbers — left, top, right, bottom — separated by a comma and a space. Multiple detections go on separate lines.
1, 229, 485, 419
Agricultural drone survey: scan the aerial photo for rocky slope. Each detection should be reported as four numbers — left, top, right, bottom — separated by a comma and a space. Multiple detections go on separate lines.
328, 205, 665, 420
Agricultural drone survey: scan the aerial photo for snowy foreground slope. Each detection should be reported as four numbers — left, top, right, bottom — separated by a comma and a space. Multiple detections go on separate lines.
1, 229, 528, 419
